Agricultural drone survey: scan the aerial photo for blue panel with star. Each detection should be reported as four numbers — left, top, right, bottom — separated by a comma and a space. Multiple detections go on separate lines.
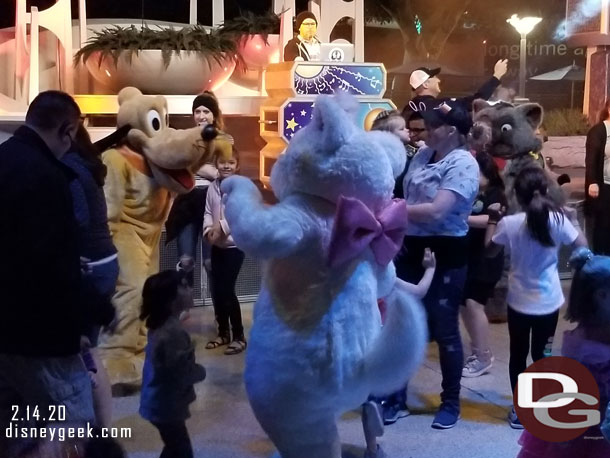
293, 64, 386, 97
282, 100, 395, 142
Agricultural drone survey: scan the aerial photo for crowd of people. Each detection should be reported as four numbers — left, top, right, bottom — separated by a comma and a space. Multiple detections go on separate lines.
0, 60, 609, 458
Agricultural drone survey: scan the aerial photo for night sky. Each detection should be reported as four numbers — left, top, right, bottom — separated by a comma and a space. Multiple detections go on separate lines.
0, 0, 293, 28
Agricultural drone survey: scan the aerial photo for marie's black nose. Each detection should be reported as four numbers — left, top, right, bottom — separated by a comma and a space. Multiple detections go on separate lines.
202, 125, 218, 141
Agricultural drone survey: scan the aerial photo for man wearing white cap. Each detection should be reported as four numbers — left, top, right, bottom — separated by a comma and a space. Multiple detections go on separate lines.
404, 59, 508, 116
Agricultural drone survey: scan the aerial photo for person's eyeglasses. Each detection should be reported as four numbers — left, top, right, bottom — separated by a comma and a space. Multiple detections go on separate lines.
301, 22, 316, 26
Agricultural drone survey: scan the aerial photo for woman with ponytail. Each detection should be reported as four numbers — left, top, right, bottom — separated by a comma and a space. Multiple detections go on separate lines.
484, 167, 587, 429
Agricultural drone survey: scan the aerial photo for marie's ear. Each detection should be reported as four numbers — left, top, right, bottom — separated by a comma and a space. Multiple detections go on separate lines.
310, 95, 353, 153
516, 103, 543, 129
472, 99, 490, 114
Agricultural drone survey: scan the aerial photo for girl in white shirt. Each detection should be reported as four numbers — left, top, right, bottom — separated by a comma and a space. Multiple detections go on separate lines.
485, 167, 587, 429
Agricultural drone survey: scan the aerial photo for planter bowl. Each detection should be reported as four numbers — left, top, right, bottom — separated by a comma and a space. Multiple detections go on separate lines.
238, 34, 280, 68
85, 50, 236, 94
230, 34, 280, 90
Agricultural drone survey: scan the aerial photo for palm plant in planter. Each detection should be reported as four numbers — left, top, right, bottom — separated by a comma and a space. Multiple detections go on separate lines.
75, 25, 241, 94
218, 11, 282, 88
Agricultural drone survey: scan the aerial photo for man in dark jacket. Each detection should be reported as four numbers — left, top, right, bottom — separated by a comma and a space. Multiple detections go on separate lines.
0, 91, 94, 455
284, 11, 321, 61
402, 59, 509, 117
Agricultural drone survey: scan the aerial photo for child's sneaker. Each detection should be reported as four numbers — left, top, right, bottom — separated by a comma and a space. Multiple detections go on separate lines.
508, 407, 524, 429
382, 402, 410, 425
431, 403, 460, 430
462, 350, 493, 378
364, 444, 386, 458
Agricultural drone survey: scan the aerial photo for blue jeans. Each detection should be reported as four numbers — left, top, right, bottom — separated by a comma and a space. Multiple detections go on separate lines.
396, 261, 466, 411
0, 354, 95, 455
85, 257, 119, 346
176, 223, 211, 287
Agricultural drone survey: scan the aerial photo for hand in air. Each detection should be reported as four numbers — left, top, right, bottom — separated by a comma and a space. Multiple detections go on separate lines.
493, 59, 508, 79
422, 248, 436, 269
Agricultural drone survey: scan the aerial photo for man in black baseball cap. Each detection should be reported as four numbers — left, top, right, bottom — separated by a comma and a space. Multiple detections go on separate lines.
403, 59, 508, 118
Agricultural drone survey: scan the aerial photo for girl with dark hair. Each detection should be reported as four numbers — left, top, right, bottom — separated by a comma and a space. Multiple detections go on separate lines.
485, 167, 587, 429
584, 99, 610, 255
516, 247, 610, 457
460, 152, 507, 378
139, 270, 206, 458
62, 123, 118, 428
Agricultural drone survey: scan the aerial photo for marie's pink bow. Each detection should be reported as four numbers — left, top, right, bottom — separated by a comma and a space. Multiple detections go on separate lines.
328, 196, 408, 268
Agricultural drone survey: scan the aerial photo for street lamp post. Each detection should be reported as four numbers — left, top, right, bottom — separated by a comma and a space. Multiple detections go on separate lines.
507, 14, 542, 100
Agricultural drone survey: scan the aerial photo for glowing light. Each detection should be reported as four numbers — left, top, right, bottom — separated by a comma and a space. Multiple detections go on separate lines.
255, 44, 262, 50
556, 0, 603, 40
414, 15, 422, 35
483, 40, 487, 44
507, 14, 542, 36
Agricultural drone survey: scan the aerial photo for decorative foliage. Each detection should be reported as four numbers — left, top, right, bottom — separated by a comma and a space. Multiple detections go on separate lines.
218, 10, 281, 41
74, 25, 240, 69
544, 109, 590, 136
75, 11, 283, 69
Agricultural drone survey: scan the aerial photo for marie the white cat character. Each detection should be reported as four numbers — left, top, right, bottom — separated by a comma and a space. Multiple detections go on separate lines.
221, 94, 428, 458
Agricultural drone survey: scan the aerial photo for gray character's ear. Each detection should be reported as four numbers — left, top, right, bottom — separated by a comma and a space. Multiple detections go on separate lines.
516, 103, 543, 130
472, 99, 490, 114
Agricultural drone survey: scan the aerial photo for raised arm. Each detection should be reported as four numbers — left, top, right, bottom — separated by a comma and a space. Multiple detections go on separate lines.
395, 249, 436, 298
459, 59, 507, 108
221, 176, 310, 259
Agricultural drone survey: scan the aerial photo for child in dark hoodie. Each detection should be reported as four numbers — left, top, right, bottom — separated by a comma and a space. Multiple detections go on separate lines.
139, 270, 206, 458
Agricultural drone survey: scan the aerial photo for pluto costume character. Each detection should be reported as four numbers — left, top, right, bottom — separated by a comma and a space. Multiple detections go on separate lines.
221, 95, 428, 458
98, 87, 216, 387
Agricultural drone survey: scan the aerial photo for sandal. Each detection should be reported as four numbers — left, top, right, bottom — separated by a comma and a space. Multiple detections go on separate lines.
205, 335, 230, 349
224, 339, 247, 355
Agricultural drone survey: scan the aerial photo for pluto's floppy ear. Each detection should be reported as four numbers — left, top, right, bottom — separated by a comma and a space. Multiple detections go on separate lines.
93, 124, 132, 151
516, 103, 543, 130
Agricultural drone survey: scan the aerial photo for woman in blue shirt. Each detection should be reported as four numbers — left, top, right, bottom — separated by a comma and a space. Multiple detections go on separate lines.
394, 102, 479, 430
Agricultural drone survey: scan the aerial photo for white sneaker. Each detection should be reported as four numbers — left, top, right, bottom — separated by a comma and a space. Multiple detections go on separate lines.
462, 351, 493, 378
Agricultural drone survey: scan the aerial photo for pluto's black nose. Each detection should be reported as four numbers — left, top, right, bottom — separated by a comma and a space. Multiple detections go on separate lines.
202, 125, 218, 141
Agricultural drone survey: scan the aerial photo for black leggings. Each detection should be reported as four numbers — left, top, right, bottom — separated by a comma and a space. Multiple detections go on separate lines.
593, 183, 610, 255
507, 306, 559, 393
152, 421, 193, 458
210, 246, 245, 339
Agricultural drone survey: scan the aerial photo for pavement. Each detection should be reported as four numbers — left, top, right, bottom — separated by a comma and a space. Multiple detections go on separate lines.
111, 287, 577, 458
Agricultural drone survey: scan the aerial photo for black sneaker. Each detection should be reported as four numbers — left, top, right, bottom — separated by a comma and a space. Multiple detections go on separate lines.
431, 404, 460, 429
382, 402, 410, 425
